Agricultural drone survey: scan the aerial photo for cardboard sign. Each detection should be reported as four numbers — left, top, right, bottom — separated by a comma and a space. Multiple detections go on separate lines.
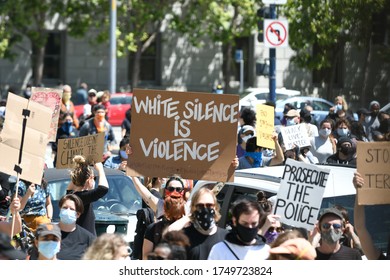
280, 123, 310, 150
357, 141, 390, 205
31, 87, 63, 142
56, 133, 105, 168
127, 88, 239, 182
274, 158, 330, 231
256, 104, 275, 149
0, 93, 51, 184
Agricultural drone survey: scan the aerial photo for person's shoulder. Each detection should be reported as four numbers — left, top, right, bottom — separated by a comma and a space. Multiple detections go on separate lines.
75, 225, 96, 238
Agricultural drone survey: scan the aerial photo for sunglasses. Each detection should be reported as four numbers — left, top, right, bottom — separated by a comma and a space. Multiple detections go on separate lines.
321, 223, 342, 230
195, 203, 215, 209
165, 186, 184, 193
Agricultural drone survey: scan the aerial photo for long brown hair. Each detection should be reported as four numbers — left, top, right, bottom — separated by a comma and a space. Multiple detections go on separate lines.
70, 155, 93, 187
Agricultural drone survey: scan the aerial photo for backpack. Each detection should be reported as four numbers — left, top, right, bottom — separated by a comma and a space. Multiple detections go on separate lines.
132, 207, 155, 259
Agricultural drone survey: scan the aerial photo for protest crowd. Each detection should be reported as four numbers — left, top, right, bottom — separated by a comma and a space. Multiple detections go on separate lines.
0, 83, 389, 261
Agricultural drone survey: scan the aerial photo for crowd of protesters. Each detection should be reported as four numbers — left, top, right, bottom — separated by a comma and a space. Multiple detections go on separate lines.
0, 85, 389, 260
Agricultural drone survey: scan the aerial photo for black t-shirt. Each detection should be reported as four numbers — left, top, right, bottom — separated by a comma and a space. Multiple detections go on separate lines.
315, 245, 362, 260
183, 224, 228, 260
67, 185, 108, 236
57, 225, 96, 260
144, 219, 170, 249
142, 188, 162, 209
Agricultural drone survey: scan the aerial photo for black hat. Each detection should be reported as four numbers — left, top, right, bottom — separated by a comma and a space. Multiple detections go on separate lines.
318, 208, 344, 225
337, 136, 352, 148
0, 233, 27, 260
357, 108, 370, 116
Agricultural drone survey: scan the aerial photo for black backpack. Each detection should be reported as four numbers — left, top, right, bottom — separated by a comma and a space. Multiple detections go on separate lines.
132, 207, 155, 259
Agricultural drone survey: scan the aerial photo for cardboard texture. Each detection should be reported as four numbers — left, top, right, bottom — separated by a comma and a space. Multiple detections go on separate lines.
31, 87, 63, 142
357, 141, 390, 205
56, 132, 105, 169
256, 104, 275, 150
274, 158, 330, 231
126, 88, 239, 182
0, 93, 52, 184
280, 123, 310, 150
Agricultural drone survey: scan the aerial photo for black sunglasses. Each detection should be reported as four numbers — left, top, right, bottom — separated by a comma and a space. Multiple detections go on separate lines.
166, 186, 183, 193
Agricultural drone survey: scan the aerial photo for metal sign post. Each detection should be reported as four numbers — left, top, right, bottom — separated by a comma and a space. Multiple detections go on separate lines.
235, 50, 244, 94
269, 5, 276, 104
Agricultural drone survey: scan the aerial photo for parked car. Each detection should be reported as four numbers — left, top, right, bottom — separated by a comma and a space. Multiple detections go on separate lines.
44, 167, 142, 246
239, 87, 300, 112
380, 102, 390, 115
74, 92, 133, 126
191, 164, 390, 254
275, 96, 334, 126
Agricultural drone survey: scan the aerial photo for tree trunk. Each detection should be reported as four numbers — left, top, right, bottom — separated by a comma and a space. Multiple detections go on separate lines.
31, 43, 45, 86
131, 40, 143, 89
223, 42, 234, 93
361, 36, 372, 107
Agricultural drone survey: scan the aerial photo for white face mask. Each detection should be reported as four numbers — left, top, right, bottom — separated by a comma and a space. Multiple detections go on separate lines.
337, 128, 349, 136
364, 116, 371, 124
119, 150, 128, 159
319, 128, 331, 138
241, 135, 252, 143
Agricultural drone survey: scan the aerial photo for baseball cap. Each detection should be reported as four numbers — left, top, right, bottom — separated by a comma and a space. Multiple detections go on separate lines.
0, 233, 27, 260
240, 125, 255, 135
88, 89, 97, 96
318, 207, 344, 224
285, 109, 300, 118
35, 223, 61, 240
269, 238, 316, 260
336, 136, 353, 148
357, 108, 371, 116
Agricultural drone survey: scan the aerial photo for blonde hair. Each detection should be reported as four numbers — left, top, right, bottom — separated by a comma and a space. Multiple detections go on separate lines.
70, 155, 93, 187
189, 187, 221, 222
82, 233, 127, 260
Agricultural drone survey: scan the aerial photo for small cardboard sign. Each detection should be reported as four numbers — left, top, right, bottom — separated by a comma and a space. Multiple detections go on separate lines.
127, 88, 239, 182
0, 93, 51, 184
280, 123, 310, 150
56, 133, 105, 169
256, 104, 275, 149
274, 158, 330, 231
357, 141, 390, 205
30, 87, 63, 142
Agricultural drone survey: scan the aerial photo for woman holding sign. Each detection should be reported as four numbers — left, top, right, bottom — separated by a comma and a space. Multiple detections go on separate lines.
66, 156, 109, 236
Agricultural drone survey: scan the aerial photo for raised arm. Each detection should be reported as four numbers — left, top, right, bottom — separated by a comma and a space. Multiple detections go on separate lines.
269, 132, 285, 166
95, 162, 109, 189
131, 176, 159, 213
353, 172, 382, 260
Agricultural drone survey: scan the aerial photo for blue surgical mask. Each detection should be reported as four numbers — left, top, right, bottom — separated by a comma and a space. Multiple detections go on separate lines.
59, 208, 77, 225
319, 128, 331, 138
337, 128, 349, 136
61, 121, 73, 134
119, 150, 128, 159
245, 151, 263, 168
335, 104, 343, 112
38, 241, 60, 259
286, 119, 296, 126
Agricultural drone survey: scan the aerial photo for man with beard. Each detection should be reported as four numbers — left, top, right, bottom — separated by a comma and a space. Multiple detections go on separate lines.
207, 199, 270, 260
315, 208, 362, 260
326, 137, 357, 166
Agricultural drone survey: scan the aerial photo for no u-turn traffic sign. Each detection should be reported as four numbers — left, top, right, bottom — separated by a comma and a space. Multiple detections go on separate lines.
263, 19, 289, 48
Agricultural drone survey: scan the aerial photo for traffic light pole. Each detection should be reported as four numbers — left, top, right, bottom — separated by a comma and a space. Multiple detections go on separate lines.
269, 4, 276, 104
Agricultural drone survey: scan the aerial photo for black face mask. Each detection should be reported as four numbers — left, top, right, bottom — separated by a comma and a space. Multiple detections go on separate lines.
340, 146, 355, 155
234, 223, 259, 244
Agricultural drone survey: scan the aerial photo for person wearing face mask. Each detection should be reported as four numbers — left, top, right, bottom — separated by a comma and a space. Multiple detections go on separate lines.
56, 194, 95, 260
52, 112, 79, 167
208, 199, 270, 260
315, 208, 362, 260
309, 119, 337, 163
237, 134, 284, 170
34, 223, 61, 260
326, 136, 357, 166
60, 84, 79, 129
104, 136, 130, 172
327, 96, 354, 123
79, 104, 116, 161
66, 156, 108, 236
236, 125, 255, 158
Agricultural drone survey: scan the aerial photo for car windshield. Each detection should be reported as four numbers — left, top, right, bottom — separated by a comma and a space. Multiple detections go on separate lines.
48, 174, 141, 221
110, 95, 132, 105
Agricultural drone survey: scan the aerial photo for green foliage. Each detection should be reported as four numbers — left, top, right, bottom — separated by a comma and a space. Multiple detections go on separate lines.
282, 0, 386, 70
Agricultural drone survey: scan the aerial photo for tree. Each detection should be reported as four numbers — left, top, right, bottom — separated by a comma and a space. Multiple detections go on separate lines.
0, 0, 103, 86
282, 0, 386, 101
171, 0, 259, 93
